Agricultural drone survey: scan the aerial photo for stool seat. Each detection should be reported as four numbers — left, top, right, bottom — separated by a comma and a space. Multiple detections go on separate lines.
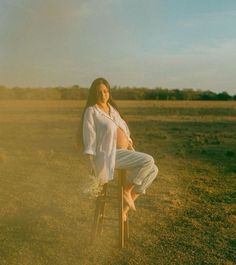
90, 169, 129, 248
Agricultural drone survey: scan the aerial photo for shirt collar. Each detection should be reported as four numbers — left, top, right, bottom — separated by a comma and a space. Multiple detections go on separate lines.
108, 103, 119, 116
94, 103, 115, 120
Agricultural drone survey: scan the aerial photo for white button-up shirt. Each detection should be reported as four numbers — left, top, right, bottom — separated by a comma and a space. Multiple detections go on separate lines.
83, 103, 132, 183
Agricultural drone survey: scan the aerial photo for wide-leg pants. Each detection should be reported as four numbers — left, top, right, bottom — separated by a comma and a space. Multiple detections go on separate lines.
115, 149, 158, 194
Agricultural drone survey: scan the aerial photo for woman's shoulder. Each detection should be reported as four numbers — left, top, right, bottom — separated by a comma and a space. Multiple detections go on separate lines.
85, 105, 96, 112
84, 105, 97, 118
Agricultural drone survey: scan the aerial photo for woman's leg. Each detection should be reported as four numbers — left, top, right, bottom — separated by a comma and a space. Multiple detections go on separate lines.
133, 164, 158, 194
123, 189, 140, 221
123, 182, 137, 210
115, 149, 158, 213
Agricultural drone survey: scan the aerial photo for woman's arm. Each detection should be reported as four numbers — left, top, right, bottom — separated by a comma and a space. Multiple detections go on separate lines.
83, 107, 97, 156
127, 139, 135, 151
83, 107, 98, 175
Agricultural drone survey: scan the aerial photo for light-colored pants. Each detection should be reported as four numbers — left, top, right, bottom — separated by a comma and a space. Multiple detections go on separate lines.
115, 149, 158, 194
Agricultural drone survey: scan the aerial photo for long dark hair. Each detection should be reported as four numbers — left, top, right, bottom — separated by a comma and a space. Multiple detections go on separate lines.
82, 77, 120, 116
77, 77, 133, 151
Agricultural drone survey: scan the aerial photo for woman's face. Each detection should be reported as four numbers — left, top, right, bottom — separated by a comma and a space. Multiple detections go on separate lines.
96, 84, 110, 104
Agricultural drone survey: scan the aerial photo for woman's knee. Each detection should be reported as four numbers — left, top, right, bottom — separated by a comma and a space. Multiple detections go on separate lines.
154, 164, 159, 177
142, 153, 155, 166
147, 164, 158, 182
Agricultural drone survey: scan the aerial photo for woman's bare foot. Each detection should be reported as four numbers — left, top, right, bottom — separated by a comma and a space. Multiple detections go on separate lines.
123, 190, 136, 211
122, 211, 127, 222
131, 190, 140, 202
122, 204, 130, 222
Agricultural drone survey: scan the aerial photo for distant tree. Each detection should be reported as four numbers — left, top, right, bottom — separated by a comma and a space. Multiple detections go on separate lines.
217, 91, 232, 100
79, 88, 89, 99
57, 86, 80, 100
200, 90, 217, 100
182, 88, 198, 100
144, 90, 158, 100
0, 85, 233, 100
0, 86, 12, 99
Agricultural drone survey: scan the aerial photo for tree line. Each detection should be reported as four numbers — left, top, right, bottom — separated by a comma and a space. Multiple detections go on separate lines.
0, 85, 235, 100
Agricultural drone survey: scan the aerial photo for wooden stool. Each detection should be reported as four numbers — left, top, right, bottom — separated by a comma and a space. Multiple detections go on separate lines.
90, 169, 129, 248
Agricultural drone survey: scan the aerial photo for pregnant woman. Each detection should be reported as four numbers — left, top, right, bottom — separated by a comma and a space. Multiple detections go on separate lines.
81, 77, 158, 220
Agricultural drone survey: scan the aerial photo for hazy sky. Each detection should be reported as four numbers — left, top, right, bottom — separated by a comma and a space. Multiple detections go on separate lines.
0, 0, 236, 94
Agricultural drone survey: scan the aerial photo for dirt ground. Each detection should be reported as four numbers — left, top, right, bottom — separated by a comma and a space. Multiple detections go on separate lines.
0, 100, 235, 265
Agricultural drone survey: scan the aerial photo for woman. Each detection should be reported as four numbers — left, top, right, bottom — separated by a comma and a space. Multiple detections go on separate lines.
81, 77, 158, 220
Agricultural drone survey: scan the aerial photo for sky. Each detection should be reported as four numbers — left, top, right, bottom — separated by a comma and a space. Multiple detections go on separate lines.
0, 0, 236, 94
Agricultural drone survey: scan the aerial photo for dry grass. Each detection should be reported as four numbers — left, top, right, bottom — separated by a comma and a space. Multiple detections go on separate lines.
0, 100, 235, 265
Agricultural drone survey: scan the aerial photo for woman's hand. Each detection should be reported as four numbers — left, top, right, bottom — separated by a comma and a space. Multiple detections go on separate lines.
85, 154, 96, 176
127, 141, 135, 151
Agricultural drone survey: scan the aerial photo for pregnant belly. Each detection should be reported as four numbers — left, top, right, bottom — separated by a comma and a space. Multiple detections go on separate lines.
116, 127, 129, 149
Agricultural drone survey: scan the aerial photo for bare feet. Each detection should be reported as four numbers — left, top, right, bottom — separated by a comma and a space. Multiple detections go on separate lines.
122, 203, 130, 222
122, 211, 127, 222
123, 191, 136, 211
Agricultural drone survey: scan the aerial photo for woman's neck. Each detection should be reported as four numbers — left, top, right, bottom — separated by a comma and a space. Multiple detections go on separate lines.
96, 102, 110, 114
97, 102, 108, 108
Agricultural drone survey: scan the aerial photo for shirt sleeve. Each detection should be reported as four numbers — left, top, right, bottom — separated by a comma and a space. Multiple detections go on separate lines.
83, 107, 97, 155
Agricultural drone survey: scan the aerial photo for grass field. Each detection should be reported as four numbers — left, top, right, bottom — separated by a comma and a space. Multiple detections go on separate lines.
0, 100, 235, 265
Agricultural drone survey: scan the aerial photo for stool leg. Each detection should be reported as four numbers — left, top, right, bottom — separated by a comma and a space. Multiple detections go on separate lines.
90, 170, 130, 247
118, 169, 126, 248
90, 184, 107, 244
90, 195, 102, 244
122, 171, 129, 241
